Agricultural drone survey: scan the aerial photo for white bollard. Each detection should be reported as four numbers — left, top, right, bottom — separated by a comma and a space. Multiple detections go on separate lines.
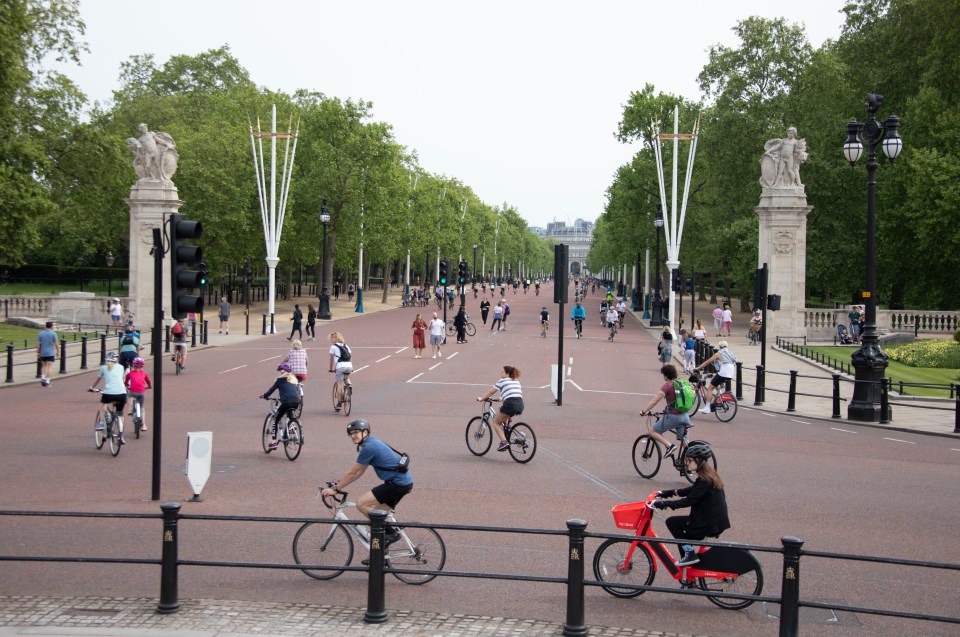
185, 431, 213, 502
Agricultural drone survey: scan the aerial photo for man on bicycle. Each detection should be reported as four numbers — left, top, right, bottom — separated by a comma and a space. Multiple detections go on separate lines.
639, 364, 691, 458
616, 298, 627, 327
539, 306, 549, 337
321, 419, 412, 545
570, 301, 586, 338
605, 305, 619, 341
170, 319, 187, 369
694, 340, 737, 413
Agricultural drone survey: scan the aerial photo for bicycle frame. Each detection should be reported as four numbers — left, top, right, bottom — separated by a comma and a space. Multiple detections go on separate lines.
321, 491, 423, 562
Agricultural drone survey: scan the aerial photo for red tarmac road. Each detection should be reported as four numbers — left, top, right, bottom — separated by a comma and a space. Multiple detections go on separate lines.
1, 282, 958, 636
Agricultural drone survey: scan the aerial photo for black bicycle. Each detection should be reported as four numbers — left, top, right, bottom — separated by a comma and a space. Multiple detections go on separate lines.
631, 412, 716, 484
262, 397, 303, 461
465, 398, 537, 463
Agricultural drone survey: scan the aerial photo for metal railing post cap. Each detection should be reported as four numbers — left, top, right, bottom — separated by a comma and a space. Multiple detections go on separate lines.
565, 519, 588, 530
781, 535, 804, 547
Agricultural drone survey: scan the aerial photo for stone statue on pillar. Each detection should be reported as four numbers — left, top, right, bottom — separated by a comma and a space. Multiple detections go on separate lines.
760, 127, 808, 188
127, 123, 179, 182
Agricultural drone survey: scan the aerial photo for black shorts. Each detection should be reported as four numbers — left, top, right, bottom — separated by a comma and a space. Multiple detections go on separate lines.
101, 393, 127, 410
119, 351, 137, 367
711, 374, 732, 388
500, 397, 524, 417
40, 355, 55, 363
371, 482, 413, 509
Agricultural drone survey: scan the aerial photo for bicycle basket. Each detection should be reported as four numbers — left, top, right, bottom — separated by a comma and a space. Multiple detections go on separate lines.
611, 502, 647, 529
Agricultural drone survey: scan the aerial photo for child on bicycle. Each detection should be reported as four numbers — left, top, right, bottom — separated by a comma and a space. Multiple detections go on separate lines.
260, 363, 300, 450
124, 357, 152, 431
476, 365, 523, 452
652, 443, 730, 566
89, 351, 127, 443
639, 364, 691, 459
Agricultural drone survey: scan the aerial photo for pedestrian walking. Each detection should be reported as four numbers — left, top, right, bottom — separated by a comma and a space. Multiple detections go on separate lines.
347, 282, 355, 301
218, 297, 231, 334
712, 305, 723, 336
288, 304, 303, 341
411, 313, 427, 358
36, 321, 58, 387
490, 301, 503, 331
721, 304, 733, 337
480, 297, 490, 325
658, 325, 674, 364
428, 312, 445, 359
108, 298, 123, 329
501, 300, 511, 330
187, 311, 197, 337
454, 305, 468, 343
306, 304, 317, 340
334, 281, 341, 301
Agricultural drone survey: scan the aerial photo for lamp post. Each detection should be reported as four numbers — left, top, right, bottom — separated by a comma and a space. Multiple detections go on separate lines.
650, 206, 664, 326
318, 199, 332, 320
472, 244, 478, 285
105, 251, 115, 298
843, 92, 902, 422
77, 256, 84, 292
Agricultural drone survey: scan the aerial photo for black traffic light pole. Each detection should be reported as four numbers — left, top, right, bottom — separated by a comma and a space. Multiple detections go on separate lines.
151, 227, 164, 501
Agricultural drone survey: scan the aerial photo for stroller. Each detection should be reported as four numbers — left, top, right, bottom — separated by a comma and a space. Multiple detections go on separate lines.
837, 324, 854, 345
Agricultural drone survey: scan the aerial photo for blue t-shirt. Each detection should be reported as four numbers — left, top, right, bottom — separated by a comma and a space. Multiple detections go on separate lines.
685, 337, 696, 349
356, 435, 413, 486
37, 329, 58, 357
99, 363, 126, 395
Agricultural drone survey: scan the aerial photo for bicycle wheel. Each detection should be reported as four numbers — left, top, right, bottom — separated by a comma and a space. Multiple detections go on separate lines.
94, 409, 105, 450
332, 382, 342, 411
698, 551, 763, 610
507, 423, 537, 463
284, 418, 303, 461
107, 415, 121, 457
689, 389, 704, 416
262, 414, 276, 453
292, 521, 353, 580
293, 385, 304, 419
446, 323, 456, 336
682, 441, 718, 483
389, 526, 446, 585
714, 393, 738, 422
465, 416, 493, 456
133, 401, 142, 439
593, 538, 655, 598
631, 435, 662, 478
465, 323, 476, 337
342, 385, 352, 416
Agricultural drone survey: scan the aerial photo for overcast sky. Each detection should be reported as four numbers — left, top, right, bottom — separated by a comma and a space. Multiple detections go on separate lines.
61, 0, 848, 228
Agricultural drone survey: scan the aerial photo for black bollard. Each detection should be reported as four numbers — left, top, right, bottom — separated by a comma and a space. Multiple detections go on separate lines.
203, 319, 208, 345
832, 374, 841, 418
786, 370, 798, 412
262, 314, 267, 336
364, 509, 388, 624
164, 326, 171, 353
100, 334, 107, 365
59, 338, 67, 374
5, 345, 13, 383
157, 502, 182, 614
954, 386, 960, 434
754, 365, 764, 406
735, 362, 743, 400
563, 519, 589, 637
879, 377, 891, 424
81, 336, 88, 369
778, 536, 804, 637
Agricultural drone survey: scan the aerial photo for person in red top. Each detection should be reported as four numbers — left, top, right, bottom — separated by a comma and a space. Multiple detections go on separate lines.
124, 357, 152, 431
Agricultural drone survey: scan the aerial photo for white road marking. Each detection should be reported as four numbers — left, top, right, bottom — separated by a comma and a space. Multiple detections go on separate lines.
219, 365, 247, 374
446, 352, 459, 360
568, 380, 583, 391
428, 362, 443, 371
375, 355, 391, 363
395, 347, 408, 354
540, 447, 630, 500
257, 355, 281, 363
952, 449, 960, 452
883, 437, 915, 444
831, 428, 858, 434
352, 365, 369, 374
567, 367, 572, 376
569, 357, 573, 365
407, 373, 424, 383
762, 412, 779, 418
789, 419, 811, 425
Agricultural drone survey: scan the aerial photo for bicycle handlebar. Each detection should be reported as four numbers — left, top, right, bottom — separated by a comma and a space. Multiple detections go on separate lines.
320, 481, 346, 509
478, 397, 501, 403
87, 388, 102, 393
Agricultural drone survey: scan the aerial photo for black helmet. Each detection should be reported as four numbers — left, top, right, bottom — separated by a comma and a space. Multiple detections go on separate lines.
346, 419, 370, 434
685, 442, 713, 462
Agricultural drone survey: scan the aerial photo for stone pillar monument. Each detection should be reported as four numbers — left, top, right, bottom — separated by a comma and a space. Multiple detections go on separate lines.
123, 124, 182, 322
755, 127, 812, 337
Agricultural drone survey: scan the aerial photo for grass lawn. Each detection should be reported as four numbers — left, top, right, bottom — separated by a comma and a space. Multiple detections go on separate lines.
1, 324, 102, 349
805, 345, 959, 398
0, 282, 120, 296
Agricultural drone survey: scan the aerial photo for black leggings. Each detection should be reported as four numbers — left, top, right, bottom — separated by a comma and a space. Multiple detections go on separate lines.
273, 403, 298, 429
665, 515, 708, 542
306, 322, 315, 338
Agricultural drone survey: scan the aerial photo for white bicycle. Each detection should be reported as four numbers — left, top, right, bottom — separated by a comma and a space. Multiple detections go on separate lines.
292, 482, 446, 584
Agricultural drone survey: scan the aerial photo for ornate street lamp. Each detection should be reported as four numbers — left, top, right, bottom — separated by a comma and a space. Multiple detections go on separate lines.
105, 251, 115, 297
843, 92, 902, 422
650, 205, 664, 326
318, 200, 332, 320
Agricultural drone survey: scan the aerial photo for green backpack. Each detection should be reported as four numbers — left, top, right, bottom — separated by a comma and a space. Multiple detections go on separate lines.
672, 379, 695, 413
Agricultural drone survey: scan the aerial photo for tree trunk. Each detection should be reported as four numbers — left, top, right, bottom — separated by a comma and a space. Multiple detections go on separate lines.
709, 271, 718, 305
381, 259, 391, 304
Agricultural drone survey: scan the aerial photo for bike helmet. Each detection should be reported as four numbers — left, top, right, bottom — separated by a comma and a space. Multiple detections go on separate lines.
132, 357, 145, 368
105, 352, 118, 362
346, 419, 370, 434
277, 362, 292, 373
685, 442, 713, 462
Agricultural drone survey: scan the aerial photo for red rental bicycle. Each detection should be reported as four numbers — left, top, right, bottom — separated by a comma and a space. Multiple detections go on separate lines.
593, 491, 763, 610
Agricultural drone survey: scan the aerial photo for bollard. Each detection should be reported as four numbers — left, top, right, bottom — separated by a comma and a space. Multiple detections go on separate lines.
81, 336, 88, 369
778, 536, 804, 637
149, 327, 156, 357
157, 502, 182, 614
832, 374, 841, 418
203, 319, 208, 345
754, 365, 764, 406
100, 334, 107, 365
563, 519, 589, 637
165, 326, 171, 353
735, 362, 743, 400
5, 345, 13, 383
954, 387, 960, 434
786, 370, 798, 412
879, 377, 891, 424
191, 324, 197, 348
36, 356, 42, 379
364, 509, 388, 624
270, 313, 275, 334
245, 311, 250, 336
59, 338, 67, 374
262, 314, 267, 336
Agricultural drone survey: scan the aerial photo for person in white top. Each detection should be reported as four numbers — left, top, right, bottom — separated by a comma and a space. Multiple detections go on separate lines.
694, 340, 737, 412
109, 298, 123, 328
616, 300, 627, 327
720, 305, 733, 336
476, 365, 524, 452
428, 312, 446, 359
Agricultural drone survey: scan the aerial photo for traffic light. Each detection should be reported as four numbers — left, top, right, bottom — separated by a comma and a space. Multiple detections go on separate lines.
671, 267, 683, 292
457, 260, 467, 285
169, 213, 204, 319
438, 259, 450, 286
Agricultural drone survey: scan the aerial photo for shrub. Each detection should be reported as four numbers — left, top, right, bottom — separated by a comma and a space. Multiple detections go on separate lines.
954, 329, 960, 344
886, 339, 960, 368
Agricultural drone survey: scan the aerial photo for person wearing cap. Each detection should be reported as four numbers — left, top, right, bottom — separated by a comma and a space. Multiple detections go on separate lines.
694, 340, 738, 413
109, 298, 123, 329
260, 363, 300, 450
89, 352, 127, 443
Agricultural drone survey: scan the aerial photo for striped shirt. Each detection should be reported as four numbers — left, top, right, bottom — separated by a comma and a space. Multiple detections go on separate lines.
495, 378, 523, 401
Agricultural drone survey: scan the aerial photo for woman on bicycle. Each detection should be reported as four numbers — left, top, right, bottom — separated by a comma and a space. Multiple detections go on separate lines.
694, 340, 737, 413
328, 331, 353, 385
260, 363, 300, 450
640, 363, 691, 458
89, 352, 127, 443
124, 357, 152, 431
283, 339, 309, 382
476, 365, 523, 452
652, 443, 729, 566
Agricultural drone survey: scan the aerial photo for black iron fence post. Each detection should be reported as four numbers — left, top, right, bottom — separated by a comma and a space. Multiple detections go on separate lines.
778, 536, 804, 637
954, 386, 960, 434
754, 365, 764, 406
99, 334, 107, 365
81, 336, 88, 369
365, 509, 388, 624
35, 356, 41, 379
563, 519, 588, 637
832, 374, 842, 418
735, 361, 743, 400
880, 377, 891, 424
164, 326, 170, 353
787, 370, 798, 412
262, 314, 267, 336
191, 325, 197, 349
157, 502, 182, 614
5, 344, 13, 383
58, 338, 67, 374
203, 320, 208, 345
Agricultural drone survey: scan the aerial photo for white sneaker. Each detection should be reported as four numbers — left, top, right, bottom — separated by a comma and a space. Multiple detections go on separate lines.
699, 407, 712, 414
432, 355, 436, 359
438, 351, 442, 357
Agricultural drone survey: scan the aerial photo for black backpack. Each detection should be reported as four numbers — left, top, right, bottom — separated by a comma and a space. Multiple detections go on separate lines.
336, 343, 351, 362
122, 334, 135, 346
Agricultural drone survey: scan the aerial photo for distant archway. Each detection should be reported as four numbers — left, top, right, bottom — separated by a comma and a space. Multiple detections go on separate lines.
570, 262, 582, 276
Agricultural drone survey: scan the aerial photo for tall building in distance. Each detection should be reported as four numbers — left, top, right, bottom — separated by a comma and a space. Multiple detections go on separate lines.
539, 219, 593, 276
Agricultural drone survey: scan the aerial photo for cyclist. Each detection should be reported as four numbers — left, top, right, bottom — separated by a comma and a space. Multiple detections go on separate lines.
124, 357, 152, 430
694, 340, 737, 413
89, 352, 127, 444
605, 304, 619, 341
539, 306, 549, 337
259, 362, 300, 450
283, 339, 309, 382
170, 319, 187, 369
570, 301, 585, 338
749, 310, 762, 345
599, 299, 608, 326
320, 419, 412, 546
534, 278, 541, 295
476, 365, 524, 452
639, 363, 691, 459
118, 326, 140, 371
616, 298, 627, 328
328, 331, 354, 408
652, 443, 729, 567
